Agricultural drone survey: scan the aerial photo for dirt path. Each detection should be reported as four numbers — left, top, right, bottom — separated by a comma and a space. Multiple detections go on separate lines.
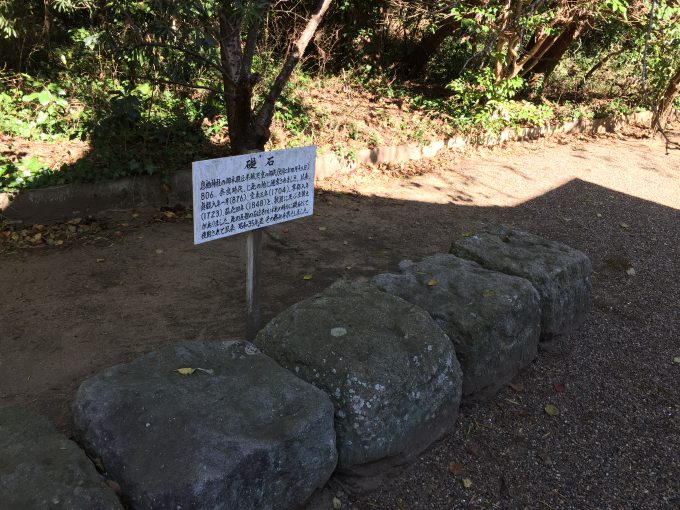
1, 129, 679, 509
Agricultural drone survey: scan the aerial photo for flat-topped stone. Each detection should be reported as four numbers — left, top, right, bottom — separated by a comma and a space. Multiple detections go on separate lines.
373, 254, 540, 400
451, 226, 592, 341
255, 280, 462, 484
0, 405, 122, 510
72, 341, 337, 510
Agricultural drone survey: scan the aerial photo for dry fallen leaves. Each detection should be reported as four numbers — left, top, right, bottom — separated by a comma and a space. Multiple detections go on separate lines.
303, 274, 313, 281
448, 462, 464, 476
462, 477, 473, 489
509, 382, 524, 392
544, 404, 560, 417
427, 278, 439, 287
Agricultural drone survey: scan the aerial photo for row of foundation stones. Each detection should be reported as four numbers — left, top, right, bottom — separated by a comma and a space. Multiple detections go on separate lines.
1, 225, 593, 509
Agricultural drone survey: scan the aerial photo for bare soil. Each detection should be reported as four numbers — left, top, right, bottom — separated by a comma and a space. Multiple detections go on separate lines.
1, 128, 679, 510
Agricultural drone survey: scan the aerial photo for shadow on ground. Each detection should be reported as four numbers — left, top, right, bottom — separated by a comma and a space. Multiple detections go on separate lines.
1, 138, 679, 508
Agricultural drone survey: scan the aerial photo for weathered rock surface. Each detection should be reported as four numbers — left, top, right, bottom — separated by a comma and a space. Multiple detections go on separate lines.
0, 405, 122, 510
72, 341, 337, 510
255, 280, 463, 481
373, 254, 540, 400
451, 226, 592, 341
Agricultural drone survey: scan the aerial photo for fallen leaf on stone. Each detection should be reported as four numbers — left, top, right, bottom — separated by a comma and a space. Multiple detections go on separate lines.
626, 267, 636, 276
462, 232, 473, 237
332, 497, 342, 509
318, 226, 327, 231
448, 462, 464, 476
509, 382, 524, 392
96, 258, 105, 263
163, 211, 176, 219
427, 278, 439, 287
673, 356, 680, 364
620, 223, 630, 229
563, 217, 572, 223
554, 383, 565, 393
67, 218, 82, 225
155, 249, 164, 254
544, 404, 560, 416
132, 212, 140, 219
597, 213, 602, 218
482, 288, 496, 298
462, 477, 473, 489
343, 241, 349, 245
303, 274, 313, 280
177, 368, 196, 375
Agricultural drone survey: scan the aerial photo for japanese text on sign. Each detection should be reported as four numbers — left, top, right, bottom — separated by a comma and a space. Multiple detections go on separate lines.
192, 146, 316, 245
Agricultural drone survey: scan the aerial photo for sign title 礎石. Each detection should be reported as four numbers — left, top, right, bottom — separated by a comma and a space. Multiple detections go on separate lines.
192, 146, 316, 245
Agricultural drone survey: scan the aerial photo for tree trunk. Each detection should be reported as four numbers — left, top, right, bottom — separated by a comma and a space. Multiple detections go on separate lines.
652, 66, 680, 130
524, 20, 587, 82
216, 0, 332, 154
582, 46, 627, 82
43, 0, 51, 56
402, 14, 461, 78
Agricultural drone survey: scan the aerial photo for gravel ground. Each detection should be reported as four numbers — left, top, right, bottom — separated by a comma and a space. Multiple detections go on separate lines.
339, 130, 680, 510
1, 127, 678, 510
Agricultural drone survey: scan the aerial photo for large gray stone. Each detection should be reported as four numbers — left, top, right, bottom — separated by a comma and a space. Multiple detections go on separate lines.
451, 226, 592, 341
254, 280, 462, 482
373, 254, 540, 400
0, 405, 122, 510
72, 341, 337, 510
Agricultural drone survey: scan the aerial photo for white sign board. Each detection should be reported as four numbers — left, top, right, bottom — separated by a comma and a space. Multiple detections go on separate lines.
192, 146, 316, 245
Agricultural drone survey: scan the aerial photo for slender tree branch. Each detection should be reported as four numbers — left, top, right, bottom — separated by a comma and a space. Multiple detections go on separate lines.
241, 1, 275, 80
150, 78, 222, 95
139, 41, 227, 80
256, 0, 333, 130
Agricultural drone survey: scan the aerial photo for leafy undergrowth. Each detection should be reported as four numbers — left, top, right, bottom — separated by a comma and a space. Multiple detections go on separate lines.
0, 71, 655, 194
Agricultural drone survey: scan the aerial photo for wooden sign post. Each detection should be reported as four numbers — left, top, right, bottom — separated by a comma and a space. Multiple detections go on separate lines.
192, 146, 316, 340
245, 229, 262, 340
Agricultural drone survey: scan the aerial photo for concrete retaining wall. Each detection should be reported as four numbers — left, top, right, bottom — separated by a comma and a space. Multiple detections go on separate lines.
0, 111, 654, 224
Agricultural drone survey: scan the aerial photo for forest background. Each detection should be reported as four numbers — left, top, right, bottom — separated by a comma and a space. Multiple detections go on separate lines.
0, 0, 678, 192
